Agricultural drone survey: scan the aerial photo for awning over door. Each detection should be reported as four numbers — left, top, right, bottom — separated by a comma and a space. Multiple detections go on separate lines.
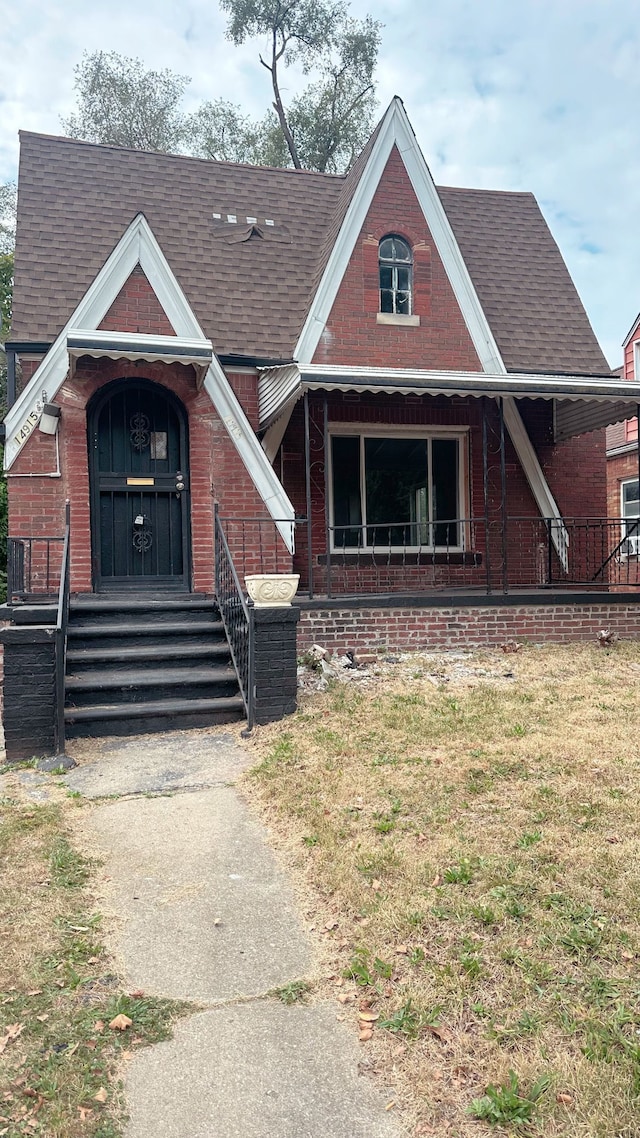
67, 329, 214, 386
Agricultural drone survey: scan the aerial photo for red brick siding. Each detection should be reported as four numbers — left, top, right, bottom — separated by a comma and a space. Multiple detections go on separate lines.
282, 392, 607, 593
313, 146, 482, 371
298, 603, 640, 655
8, 359, 289, 593
99, 267, 175, 335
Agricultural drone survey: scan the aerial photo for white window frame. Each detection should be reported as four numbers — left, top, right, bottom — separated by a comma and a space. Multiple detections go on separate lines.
633, 340, 640, 380
620, 477, 640, 555
328, 423, 469, 553
379, 235, 413, 316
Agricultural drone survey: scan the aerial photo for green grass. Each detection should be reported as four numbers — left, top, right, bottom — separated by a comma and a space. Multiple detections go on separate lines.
250, 643, 640, 1136
0, 797, 193, 1136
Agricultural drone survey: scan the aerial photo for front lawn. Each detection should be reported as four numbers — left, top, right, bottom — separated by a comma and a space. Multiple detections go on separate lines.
249, 642, 640, 1137
0, 781, 189, 1137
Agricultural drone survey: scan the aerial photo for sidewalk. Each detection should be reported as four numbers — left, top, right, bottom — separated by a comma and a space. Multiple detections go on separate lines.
64, 729, 406, 1138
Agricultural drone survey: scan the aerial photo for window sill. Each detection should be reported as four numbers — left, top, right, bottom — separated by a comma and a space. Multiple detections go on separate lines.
376, 312, 420, 327
319, 552, 482, 567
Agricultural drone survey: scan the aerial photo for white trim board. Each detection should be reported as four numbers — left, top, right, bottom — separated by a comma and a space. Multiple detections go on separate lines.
294, 97, 505, 374
4, 213, 295, 550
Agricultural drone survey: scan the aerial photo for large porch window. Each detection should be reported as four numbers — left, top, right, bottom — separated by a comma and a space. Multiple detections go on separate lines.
330, 429, 465, 550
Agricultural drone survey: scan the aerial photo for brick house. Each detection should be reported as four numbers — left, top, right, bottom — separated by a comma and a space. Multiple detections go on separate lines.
3, 97, 640, 757
606, 318, 640, 569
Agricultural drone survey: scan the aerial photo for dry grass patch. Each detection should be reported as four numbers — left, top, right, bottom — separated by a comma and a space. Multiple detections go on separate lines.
248, 642, 640, 1137
0, 783, 190, 1137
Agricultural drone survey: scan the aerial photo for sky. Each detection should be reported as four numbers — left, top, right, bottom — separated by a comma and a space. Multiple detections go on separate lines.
2, 0, 638, 367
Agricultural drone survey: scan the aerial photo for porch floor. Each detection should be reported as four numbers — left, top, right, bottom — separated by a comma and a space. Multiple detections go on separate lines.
297, 586, 640, 609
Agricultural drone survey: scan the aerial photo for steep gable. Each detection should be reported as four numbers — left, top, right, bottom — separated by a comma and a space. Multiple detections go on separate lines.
98, 266, 175, 336
313, 146, 482, 372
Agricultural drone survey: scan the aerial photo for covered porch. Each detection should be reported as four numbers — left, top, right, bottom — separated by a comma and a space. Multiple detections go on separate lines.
221, 365, 640, 601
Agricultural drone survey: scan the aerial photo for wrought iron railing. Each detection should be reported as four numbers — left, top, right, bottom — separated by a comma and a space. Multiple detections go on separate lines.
214, 505, 255, 730
7, 534, 66, 601
55, 503, 71, 753
215, 513, 640, 597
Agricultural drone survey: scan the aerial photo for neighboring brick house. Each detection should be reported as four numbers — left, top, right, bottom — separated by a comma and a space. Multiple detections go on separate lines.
4, 97, 640, 752
607, 319, 640, 565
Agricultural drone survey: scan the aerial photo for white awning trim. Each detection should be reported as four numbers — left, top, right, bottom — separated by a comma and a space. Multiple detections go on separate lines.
67, 329, 214, 367
67, 329, 214, 383
258, 363, 640, 430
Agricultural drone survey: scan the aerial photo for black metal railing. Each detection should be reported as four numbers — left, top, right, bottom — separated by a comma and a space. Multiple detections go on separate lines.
215, 513, 640, 598
214, 505, 255, 730
55, 502, 71, 753
7, 534, 66, 601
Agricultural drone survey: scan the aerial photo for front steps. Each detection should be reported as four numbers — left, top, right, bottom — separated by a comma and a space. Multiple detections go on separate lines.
64, 594, 245, 738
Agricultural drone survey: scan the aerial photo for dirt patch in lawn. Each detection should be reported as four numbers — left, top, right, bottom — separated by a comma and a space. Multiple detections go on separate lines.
245, 642, 640, 1137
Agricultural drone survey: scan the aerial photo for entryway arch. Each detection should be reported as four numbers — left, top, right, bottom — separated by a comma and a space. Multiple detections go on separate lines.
88, 378, 191, 591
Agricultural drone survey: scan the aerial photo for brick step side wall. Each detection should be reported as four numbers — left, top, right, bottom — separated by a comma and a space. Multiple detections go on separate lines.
298, 603, 640, 655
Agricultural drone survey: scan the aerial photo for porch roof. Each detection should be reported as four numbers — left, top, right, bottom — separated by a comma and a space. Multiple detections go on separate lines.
66, 329, 214, 386
258, 363, 640, 439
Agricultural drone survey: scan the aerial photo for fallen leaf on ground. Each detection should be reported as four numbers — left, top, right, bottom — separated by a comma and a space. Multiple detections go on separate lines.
128, 990, 144, 999
430, 875, 442, 887
359, 1027, 373, 1042
556, 1093, 574, 1105
0, 1025, 23, 1054
109, 1014, 132, 1031
93, 1088, 107, 1103
396, 945, 408, 955
93, 1021, 105, 1033
35, 1014, 48, 1023
358, 1011, 380, 1022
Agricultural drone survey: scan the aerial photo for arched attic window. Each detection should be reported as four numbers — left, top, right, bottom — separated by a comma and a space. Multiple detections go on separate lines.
379, 235, 413, 315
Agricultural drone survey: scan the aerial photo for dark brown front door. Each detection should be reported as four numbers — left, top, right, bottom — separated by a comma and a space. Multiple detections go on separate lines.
88, 379, 191, 591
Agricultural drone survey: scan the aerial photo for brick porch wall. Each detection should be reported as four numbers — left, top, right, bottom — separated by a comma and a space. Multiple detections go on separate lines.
298, 601, 640, 655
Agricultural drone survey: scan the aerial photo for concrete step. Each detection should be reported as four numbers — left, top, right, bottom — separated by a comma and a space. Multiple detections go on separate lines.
66, 640, 231, 670
64, 694, 246, 738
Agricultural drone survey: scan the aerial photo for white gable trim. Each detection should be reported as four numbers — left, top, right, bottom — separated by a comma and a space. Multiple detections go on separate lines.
502, 397, 568, 567
4, 213, 295, 549
294, 97, 505, 374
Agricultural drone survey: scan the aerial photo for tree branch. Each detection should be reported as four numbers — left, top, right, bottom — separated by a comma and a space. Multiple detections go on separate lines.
269, 26, 301, 168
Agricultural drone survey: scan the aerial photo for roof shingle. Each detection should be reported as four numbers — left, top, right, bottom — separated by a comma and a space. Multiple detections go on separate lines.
11, 128, 610, 377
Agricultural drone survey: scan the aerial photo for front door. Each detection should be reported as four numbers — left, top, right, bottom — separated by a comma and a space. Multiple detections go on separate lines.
89, 379, 190, 591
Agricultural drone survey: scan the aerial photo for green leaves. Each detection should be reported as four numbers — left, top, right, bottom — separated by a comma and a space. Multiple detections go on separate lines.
61, 52, 192, 153
468, 1069, 550, 1125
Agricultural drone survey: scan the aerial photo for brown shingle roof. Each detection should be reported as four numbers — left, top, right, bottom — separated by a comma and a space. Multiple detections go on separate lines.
12, 129, 610, 376
438, 186, 610, 375
12, 132, 344, 360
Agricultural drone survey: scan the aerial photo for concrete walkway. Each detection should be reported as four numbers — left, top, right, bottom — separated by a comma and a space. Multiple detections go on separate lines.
64, 729, 406, 1138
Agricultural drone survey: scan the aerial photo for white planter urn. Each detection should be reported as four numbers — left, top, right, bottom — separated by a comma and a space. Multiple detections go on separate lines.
245, 573, 300, 608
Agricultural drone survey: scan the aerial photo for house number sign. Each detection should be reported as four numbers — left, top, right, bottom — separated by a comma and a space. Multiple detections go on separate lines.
11, 391, 49, 449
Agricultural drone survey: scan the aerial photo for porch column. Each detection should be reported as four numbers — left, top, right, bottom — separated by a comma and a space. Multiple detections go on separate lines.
303, 390, 314, 598
482, 397, 492, 594
498, 397, 508, 594
323, 394, 332, 599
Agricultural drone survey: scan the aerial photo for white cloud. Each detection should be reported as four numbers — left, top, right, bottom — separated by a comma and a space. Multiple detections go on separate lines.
1, 0, 638, 364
